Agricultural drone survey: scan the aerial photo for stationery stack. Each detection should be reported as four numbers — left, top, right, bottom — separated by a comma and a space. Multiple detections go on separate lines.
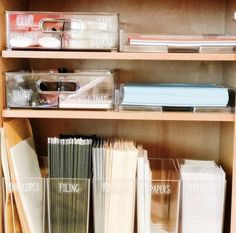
137, 149, 152, 233
121, 84, 230, 110
47, 136, 93, 233
123, 34, 236, 53
180, 160, 226, 233
92, 138, 139, 233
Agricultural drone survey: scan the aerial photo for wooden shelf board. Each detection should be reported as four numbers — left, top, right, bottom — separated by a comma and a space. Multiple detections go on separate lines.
2, 50, 236, 61
2, 109, 234, 121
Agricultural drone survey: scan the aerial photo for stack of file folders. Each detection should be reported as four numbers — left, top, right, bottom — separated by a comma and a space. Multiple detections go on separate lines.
48, 136, 93, 233
121, 83, 232, 111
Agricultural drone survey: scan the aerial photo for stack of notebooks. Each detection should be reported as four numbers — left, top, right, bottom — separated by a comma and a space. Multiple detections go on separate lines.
92, 138, 139, 233
180, 160, 226, 233
47, 136, 93, 233
121, 83, 230, 110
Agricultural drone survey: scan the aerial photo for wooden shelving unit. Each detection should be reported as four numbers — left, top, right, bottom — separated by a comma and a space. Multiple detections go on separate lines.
3, 50, 236, 61
1, 0, 236, 233
2, 109, 234, 121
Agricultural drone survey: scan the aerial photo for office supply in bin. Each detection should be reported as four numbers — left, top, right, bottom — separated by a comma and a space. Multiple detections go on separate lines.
120, 83, 232, 111
137, 156, 180, 233
179, 159, 226, 233
5, 70, 115, 109
122, 33, 236, 53
6, 11, 119, 51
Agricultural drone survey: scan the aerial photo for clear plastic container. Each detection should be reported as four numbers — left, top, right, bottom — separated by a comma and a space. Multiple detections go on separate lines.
6, 11, 119, 51
137, 158, 181, 233
47, 178, 90, 233
5, 71, 115, 109
92, 180, 136, 233
2, 177, 90, 233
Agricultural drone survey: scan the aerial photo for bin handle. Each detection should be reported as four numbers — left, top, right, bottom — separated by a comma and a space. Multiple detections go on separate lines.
39, 18, 66, 33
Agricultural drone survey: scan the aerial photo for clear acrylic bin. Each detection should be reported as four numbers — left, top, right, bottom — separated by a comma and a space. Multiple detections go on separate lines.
93, 180, 136, 233
5, 71, 115, 109
178, 159, 226, 233
2, 178, 90, 233
137, 159, 181, 233
47, 178, 90, 233
2, 177, 46, 233
6, 11, 119, 51
6, 12, 63, 50
61, 13, 119, 50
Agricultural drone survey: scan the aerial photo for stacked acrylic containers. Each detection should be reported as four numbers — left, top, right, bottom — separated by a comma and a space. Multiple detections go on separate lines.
5, 71, 115, 109
6, 12, 119, 51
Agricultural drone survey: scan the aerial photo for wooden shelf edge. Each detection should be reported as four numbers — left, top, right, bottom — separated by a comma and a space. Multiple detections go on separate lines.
2, 109, 234, 122
2, 50, 236, 61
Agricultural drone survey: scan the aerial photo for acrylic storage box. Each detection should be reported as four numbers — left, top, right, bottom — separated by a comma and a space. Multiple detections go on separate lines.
2, 177, 46, 233
178, 159, 226, 233
62, 13, 119, 50
47, 178, 90, 233
6, 12, 64, 49
6, 11, 119, 51
5, 72, 60, 108
2, 178, 90, 233
92, 180, 136, 233
5, 71, 115, 109
137, 158, 181, 233
58, 71, 115, 109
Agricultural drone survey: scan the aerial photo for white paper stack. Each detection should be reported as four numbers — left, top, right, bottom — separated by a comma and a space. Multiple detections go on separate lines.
92, 139, 139, 233
10, 137, 43, 233
122, 84, 229, 108
180, 159, 226, 233
137, 149, 152, 233
128, 35, 236, 48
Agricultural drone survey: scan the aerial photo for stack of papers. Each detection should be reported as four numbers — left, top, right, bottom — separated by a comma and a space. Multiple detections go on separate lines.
92, 138, 139, 233
10, 137, 43, 233
128, 35, 236, 48
122, 84, 229, 108
47, 137, 93, 233
137, 149, 152, 233
180, 159, 226, 233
